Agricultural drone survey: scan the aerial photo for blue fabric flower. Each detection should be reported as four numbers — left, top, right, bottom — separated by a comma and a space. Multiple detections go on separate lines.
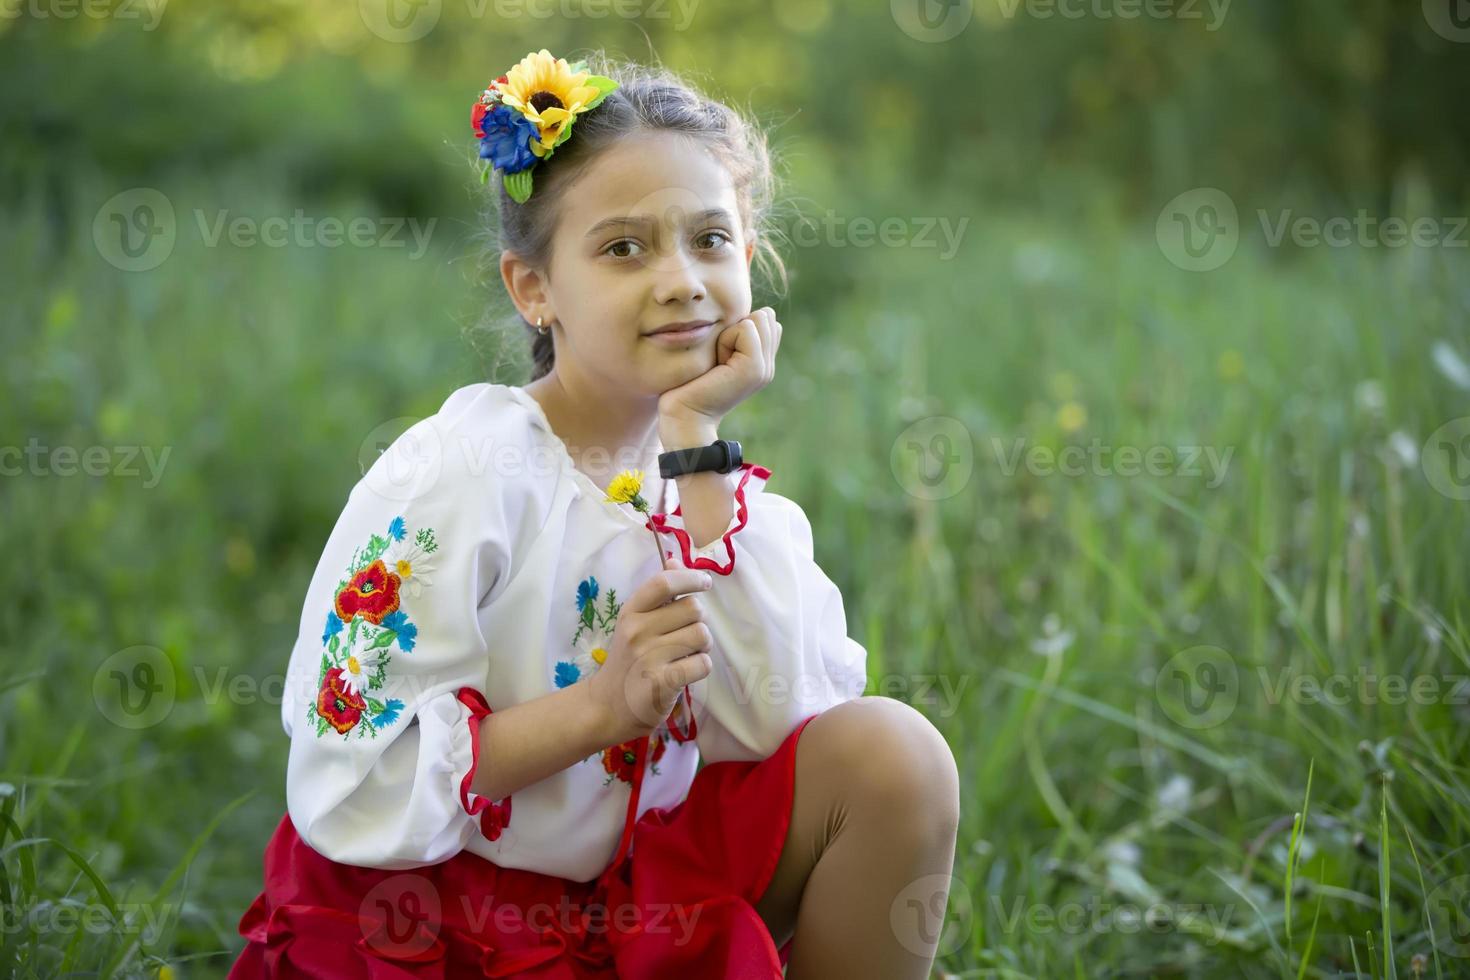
387, 516, 406, 541
373, 698, 404, 727
554, 661, 580, 688
576, 576, 599, 613
478, 105, 540, 174
322, 611, 344, 645
381, 610, 417, 652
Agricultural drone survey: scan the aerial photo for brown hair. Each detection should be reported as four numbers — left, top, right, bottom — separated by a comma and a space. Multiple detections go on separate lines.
472, 51, 789, 383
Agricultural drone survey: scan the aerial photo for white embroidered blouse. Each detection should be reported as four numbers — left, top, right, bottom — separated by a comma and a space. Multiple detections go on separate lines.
279, 382, 868, 882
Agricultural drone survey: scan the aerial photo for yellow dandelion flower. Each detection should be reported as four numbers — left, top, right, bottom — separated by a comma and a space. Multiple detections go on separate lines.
605, 469, 646, 506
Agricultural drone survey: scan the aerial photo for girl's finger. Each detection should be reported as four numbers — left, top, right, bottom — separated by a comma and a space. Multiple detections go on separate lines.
739, 316, 764, 374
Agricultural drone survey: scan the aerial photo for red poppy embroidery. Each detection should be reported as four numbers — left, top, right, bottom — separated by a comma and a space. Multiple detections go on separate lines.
308, 518, 436, 739
599, 732, 670, 786
602, 740, 640, 783
334, 559, 402, 625
316, 667, 366, 735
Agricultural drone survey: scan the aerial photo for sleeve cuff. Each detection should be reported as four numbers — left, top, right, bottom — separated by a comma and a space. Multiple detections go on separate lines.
646, 463, 773, 575
454, 686, 512, 841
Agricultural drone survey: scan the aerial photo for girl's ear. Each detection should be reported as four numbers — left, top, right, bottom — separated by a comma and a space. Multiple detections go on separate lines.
745, 240, 755, 267
500, 249, 554, 324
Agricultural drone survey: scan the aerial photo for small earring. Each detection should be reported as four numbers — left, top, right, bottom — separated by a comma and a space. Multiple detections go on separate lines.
536, 316, 549, 334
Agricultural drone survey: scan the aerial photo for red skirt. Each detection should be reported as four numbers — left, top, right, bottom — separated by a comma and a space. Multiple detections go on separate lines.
228, 713, 817, 978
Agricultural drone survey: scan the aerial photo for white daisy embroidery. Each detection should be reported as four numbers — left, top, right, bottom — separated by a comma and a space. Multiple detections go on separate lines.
387, 538, 438, 600
337, 629, 385, 697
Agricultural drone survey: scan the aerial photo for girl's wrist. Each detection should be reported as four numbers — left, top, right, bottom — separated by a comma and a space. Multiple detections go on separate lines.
658, 416, 720, 452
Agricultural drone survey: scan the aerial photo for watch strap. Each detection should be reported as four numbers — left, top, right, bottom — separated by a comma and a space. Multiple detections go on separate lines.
659, 439, 742, 478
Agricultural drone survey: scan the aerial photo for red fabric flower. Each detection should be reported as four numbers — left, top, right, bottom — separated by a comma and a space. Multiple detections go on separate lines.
334, 559, 400, 625
316, 667, 366, 734
471, 100, 490, 138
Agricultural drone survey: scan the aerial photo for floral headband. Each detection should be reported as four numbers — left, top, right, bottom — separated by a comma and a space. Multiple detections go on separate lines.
472, 49, 619, 204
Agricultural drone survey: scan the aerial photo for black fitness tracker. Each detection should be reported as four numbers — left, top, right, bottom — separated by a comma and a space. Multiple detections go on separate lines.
658, 439, 743, 478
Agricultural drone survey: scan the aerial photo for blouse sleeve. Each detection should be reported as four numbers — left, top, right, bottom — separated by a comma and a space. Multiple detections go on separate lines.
280, 405, 539, 869
648, 464, 869, 763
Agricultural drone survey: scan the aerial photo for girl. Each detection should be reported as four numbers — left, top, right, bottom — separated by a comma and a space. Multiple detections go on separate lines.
230, 49, 960, 979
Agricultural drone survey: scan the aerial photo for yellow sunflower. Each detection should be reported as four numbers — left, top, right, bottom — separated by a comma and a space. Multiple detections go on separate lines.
495, 49, 617, 157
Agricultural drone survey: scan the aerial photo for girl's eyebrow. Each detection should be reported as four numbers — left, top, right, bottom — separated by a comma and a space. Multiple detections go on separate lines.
584, 208, 735, 239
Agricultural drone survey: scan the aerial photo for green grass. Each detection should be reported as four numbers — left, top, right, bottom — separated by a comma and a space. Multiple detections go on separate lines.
2, 172, 1468, 978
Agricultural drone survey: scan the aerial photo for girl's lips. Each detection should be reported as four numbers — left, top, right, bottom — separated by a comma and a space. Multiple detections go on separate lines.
645, 322, 714, 345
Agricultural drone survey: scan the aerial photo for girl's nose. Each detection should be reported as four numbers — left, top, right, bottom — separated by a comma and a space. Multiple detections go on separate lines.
651, 249, 707, 305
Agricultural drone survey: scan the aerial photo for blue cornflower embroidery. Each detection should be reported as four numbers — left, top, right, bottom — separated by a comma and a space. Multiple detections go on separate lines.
387, 516, 407, 541
554, 661, 581, 688
381, 610, 417, 652
576, 576, 599, 612
372, 698, 404, 727
322, 611, 345, 646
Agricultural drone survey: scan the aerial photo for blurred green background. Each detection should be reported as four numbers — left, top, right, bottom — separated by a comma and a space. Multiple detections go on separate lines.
3, 1, 1469, 977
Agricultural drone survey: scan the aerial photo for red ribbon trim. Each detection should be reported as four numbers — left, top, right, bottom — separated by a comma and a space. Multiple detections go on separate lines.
645, 462, 771, 577
456, 687, 512, 841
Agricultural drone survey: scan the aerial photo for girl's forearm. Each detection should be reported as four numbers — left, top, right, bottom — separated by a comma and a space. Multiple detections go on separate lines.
468, 679, 618, 803
661, 420, 734, 551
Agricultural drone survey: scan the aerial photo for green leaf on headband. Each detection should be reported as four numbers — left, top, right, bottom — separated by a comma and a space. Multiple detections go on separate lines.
479, 163, 490, 185
504, 169, 534, 203
582, 76, 618, 111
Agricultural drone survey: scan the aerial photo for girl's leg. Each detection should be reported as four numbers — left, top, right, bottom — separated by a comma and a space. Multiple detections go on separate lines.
752, 696, 961, 980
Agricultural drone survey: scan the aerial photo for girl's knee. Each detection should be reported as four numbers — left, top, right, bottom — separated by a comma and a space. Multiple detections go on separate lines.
808, 696, 960, 825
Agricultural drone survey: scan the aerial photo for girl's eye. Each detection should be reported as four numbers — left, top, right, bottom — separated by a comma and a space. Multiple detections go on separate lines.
697, 230, 733, 251
605, 239, 642, 259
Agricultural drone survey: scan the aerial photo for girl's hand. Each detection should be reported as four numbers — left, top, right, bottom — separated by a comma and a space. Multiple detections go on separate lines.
657, 307, 782, 433
587, 558, 715, 745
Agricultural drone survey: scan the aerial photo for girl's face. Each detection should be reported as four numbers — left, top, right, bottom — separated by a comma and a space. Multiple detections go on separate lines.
539, 130, 756, 400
